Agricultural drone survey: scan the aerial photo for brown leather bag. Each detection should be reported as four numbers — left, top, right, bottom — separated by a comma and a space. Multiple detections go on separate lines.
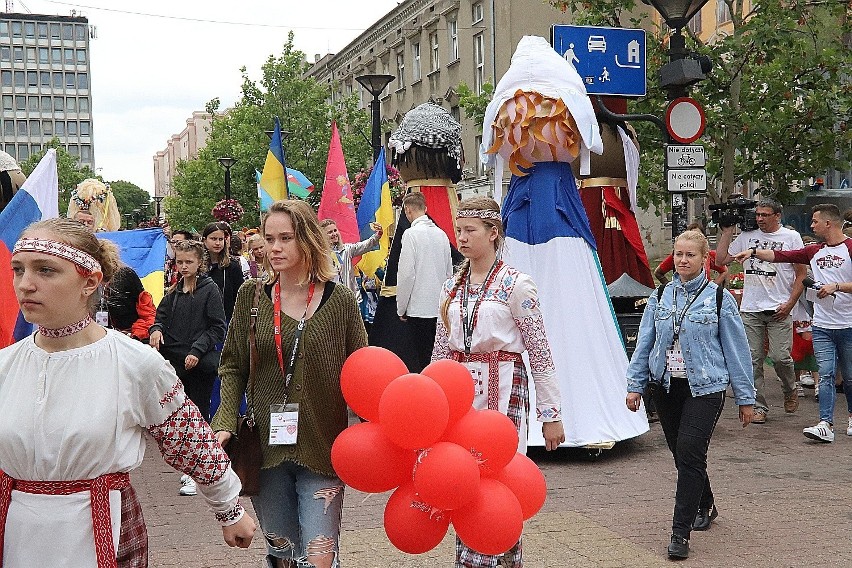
225, 279, 264, 496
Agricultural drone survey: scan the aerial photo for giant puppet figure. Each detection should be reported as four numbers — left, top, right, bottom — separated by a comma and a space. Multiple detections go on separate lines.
0, 150, 27, 213
481, 36, 649, 447
67, 178, 121, 232
369, 103, 462, 372
572, 100, 654, 287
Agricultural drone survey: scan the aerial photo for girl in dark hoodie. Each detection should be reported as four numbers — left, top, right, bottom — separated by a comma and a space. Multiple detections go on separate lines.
202, 221, 245, 321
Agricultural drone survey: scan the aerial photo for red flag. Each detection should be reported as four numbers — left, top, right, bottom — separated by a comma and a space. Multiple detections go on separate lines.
319, 122, 360, 244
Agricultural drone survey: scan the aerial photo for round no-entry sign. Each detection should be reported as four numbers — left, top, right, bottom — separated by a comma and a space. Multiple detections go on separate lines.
665, 97, 706, 143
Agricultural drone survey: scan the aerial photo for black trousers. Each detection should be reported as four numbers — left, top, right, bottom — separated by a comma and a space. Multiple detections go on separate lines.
404, 316, 438, 373
161, 348, 220, 423
651, 379, 725, 539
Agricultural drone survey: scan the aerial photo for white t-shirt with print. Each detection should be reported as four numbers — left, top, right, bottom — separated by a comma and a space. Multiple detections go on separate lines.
729, 227, 803, 312
806, 243, 852, 329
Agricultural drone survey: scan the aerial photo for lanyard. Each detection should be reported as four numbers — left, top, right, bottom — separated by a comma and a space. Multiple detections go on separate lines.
273, 280, 316, 390
672, 279, 710, 338
460, 258, 502, 358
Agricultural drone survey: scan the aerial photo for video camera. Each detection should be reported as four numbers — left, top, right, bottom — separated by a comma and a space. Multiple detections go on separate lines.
709, 197, 758, 231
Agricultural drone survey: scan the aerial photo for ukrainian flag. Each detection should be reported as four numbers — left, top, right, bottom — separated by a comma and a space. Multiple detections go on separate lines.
259, 116, 288, 204
99, 228, 168, 306
356, 148, 394, 278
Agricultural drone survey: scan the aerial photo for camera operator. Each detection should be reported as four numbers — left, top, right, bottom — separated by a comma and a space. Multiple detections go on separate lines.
734, 204, 852, 443
716, 199, 807, 424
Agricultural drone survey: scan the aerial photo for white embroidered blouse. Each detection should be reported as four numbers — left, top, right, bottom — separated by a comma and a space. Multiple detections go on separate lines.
431, 264, 562, 422
0, 329, 242, 567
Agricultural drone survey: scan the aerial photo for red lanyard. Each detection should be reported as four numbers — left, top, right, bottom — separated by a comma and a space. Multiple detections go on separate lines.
273, 280, 316, 386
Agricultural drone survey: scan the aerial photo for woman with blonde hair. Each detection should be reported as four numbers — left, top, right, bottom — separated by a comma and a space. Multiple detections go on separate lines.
627, 229, 754, 559
246, 232, 268, 280
0, 218, 255, 566
212, 199, 367, 568
431, 196, 565, 568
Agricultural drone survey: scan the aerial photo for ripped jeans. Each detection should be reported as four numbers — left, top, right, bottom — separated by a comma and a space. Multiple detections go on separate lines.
251, 461, 345, 568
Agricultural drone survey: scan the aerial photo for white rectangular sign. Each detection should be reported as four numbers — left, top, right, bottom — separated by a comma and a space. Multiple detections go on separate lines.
666, 145, 706, 168
667, 169, 706, 192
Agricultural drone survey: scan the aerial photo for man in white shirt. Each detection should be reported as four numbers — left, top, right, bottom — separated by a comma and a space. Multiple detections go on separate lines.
737, 204, 852, 443
396, 192, 453, 372
717, 199, 806, 424
321, 219, 382, 301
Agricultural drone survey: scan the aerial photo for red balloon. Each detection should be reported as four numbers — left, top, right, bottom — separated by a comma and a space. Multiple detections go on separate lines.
413, 442, 481, 510
379, 374, 450, 449
491, 453, 547, 520
444, 409, 519, 475
384, 482, 450, 554
451, 478, 523, 556
340, 346, 408, 422
331, 422, 417, 493
421, 360, 475, 428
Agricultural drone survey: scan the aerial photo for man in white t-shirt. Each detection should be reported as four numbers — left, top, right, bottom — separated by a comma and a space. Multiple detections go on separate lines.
717, 199, 806, 424
738, 204, 852, 443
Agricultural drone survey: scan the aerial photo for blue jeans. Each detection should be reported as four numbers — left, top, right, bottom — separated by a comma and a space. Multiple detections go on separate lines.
251, 461, 345, 568
812, 326, 852, 424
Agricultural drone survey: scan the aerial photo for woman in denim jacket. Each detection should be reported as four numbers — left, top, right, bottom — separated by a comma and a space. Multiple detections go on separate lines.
626, 229, 755, 560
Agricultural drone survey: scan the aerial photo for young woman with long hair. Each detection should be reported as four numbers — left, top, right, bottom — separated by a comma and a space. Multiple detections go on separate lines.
202, 221, 245, 321
212, 200, 367, 568
0, 218, 255, 566
431, 196, 565, 568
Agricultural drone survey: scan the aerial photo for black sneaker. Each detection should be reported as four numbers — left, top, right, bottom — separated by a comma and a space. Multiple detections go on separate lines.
668, 534, 689, 559
693, 504, 718, 531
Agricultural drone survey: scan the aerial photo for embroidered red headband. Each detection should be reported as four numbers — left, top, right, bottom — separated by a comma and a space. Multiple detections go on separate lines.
12, 237, 102, 274
456, 209, 501, 221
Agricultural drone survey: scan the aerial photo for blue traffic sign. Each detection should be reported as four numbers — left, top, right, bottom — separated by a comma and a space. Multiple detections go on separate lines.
552, 25, 647, 97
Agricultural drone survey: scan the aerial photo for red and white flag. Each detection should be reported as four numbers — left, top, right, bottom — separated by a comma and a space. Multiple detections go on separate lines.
318, 122, 360, 244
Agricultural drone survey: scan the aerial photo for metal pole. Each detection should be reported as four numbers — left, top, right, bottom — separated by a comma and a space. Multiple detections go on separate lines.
224, 166, 232, 200
371, 95, 381, 164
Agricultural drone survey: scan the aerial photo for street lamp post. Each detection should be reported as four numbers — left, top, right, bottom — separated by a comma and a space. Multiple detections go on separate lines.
355, 74, 395, 164
152, 196, 164, 223
123, 213, 132, 230
217, 157, 237, 200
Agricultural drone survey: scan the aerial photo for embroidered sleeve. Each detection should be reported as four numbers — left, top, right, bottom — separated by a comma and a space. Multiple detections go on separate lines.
509, 273, 562, 422
214, 500, 245, 527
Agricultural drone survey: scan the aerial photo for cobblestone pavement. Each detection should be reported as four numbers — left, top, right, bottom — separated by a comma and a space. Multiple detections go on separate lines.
135, 368, 852, 567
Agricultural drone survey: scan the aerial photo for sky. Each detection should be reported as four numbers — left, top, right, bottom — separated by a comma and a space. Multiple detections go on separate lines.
13, 0, 401, 193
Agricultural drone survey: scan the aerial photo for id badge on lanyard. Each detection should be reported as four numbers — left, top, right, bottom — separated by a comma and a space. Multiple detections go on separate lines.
666, 339, 687, 375
269, 402, 300, 445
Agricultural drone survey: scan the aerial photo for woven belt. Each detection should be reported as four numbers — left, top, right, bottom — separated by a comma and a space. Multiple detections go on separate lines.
451, 350, 522, 411
578, 177, 628, 189
0, 470, 131, 568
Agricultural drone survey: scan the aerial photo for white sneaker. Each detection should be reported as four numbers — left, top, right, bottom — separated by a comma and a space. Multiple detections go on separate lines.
796, 382, 805, 398
179, 479, 197, 496
180, 474, 191, 486
847, 417, 852, 437
803, 421, 834, 443
800, 372, 816, 387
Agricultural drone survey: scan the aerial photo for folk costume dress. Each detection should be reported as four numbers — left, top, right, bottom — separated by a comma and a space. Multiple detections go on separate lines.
0, 329, 243, 568
481, 36, 649, 447
431, 261, 561, 568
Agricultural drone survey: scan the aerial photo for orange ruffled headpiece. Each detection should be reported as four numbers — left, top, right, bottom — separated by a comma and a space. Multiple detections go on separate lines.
485, 89, 582, 177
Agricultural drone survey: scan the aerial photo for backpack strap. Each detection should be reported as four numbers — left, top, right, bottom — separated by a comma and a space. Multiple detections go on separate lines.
716, 283, 724, 318
656, 284, 665, 302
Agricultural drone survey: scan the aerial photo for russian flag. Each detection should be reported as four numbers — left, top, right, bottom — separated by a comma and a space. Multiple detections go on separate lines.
0, 149, 59, 347
98, 228, 168, 306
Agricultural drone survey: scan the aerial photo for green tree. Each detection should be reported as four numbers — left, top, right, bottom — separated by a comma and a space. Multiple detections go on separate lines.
167, 33, 372, 231
548, 0, 852, 208
108, 180, 153, 229
19, 138, 98, 217
457, 82, 495, 129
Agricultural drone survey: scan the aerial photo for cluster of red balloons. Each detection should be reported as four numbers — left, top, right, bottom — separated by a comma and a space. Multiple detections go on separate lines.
332, 346, 548, 556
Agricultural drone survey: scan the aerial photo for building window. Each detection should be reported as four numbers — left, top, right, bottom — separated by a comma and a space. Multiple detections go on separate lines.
39, 48, 49, 64
68, 144, 79, 157
62, 24, 73, 41
396, 52, 405, 89
15, 96, 25, 111
29, 120, 41, 136
50, 23, 60, 40
450, 105, 460, 123
41, 96, 51, 112
78, 73, 88, 89
0, 47, 9, 62
0, 22, 8, 38
37, 23, 48, 39
75, 24, 87, 41
473, 34, 485, 94
3, 144, 13, 155
412, 42, 421, 82
17, 120, 27, 136
51, 48, 61, 63
12, 22, 22, 39
79, 97, 89, 112
13, 47, 23, 62
27, 71, 38, 87
64, 49, 74, 65
28, 96, 38, 111
2, 95, 11, 110
716, 0, 731, 24
53, 72, 63, 89
688, 13, 702, 34
81, 145, 92, 161
67, 121, 78, 136
3, 121, 13, 137
31, 143, 41, 154
17, 145, 29, 161
80, 121, 90, 136
67, 97, 77, 112
76, 49, 86, 64
14, 71, 24, 88
26, 47, 36, 63
472, 2, 484, 24
55, 121, 65, 136
24, 22, 35, 39
53, 96, 64, 111
40, 72, 50, 88
430, 32, 440, 72
1, 71, 11, 88
65, 72, 76, 89
448, 15, 459, 61
43, 120, 53, 135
